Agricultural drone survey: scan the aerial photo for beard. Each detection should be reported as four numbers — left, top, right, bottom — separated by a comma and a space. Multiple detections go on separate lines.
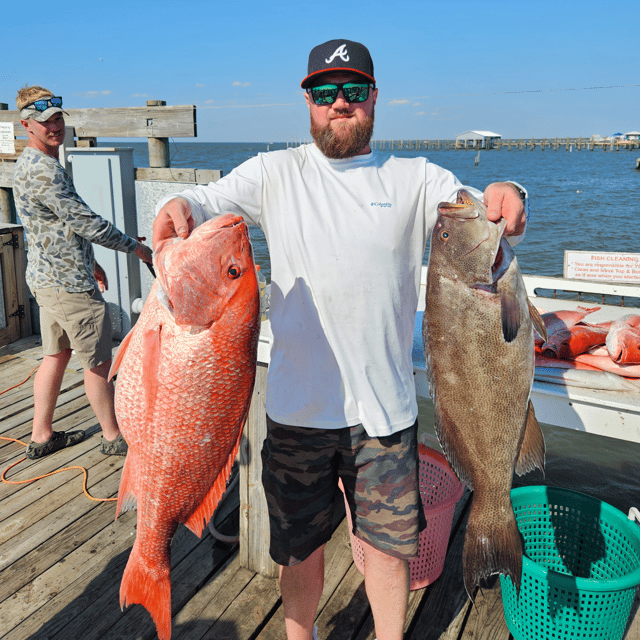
310, 106, 375, 159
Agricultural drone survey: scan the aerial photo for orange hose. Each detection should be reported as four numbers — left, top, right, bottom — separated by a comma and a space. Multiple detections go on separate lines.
0, 366, 116, 502
0, 436, 117, 502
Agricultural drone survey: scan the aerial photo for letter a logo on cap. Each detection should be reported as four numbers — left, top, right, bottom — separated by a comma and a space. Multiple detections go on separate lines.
325, 44, 350, 64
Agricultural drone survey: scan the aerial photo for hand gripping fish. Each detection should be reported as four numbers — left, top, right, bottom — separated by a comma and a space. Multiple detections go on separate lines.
109, 214, 260, 640
423, 189, 547, 599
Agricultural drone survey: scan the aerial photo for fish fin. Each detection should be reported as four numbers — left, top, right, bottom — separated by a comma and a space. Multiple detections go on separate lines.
463, 496, 523, 600
183, 424, 245, 538
115, 454, 138, 518
515, 400, 546, 476
528, 299, 548, 343
500, 292, 521, 343
432, 401, 474, 489
109, 328, 135, 381
120, 544, 172, 640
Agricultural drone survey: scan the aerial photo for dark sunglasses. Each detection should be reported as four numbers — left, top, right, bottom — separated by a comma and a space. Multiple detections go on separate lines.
25, 96, 63, 112
307, 82, 373, 106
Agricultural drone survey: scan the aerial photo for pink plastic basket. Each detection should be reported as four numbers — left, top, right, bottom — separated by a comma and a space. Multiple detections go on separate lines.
341, 443, 464, 590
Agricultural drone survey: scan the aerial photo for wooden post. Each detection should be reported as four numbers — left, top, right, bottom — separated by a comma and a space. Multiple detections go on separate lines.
239, 363, 278, 577
146, 100, 171, 168
0, 188, 16, 224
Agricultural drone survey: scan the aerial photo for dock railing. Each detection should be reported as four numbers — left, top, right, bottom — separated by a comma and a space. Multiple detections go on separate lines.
0, 100, 202, 223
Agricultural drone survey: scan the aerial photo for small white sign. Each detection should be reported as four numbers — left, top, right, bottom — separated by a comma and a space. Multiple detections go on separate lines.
564, 250, 640, 283
0, 122, 15, 154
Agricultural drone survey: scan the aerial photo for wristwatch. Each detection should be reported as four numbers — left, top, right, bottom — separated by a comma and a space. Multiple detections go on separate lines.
509, 182, 527, 203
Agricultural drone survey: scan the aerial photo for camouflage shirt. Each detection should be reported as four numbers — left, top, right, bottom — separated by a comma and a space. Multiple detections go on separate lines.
13, 147, 137, 293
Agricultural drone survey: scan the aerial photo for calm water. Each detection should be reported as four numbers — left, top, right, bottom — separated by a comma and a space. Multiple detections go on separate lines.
121, 140, 640, 282
120, 141, 640, 514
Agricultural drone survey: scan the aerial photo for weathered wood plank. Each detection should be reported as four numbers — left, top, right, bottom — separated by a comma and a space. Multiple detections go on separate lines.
0, 507, 135, 638
0, 395, 97, 465
0, 452, 122, 570
458, 579, 510, 640
316, 563, 370, 640
135, 167, 223, 184
1, 105, 196, 139
240, 363, 278, 577
0, 333, 44, 359
100, 520, 240, 639
0, 232, 20, 347
43, 517, 207, 640
0, 368, 83, 422
171, 555, 256, 639
197, 572, 280, 640
624, 590, 640, 639
0, 491, 126, 604
0, 440, 114, 529
408, 493, 473, 640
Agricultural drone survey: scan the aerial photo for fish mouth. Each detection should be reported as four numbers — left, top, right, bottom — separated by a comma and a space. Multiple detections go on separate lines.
215, 215, 246, 230
438, 202, 479, 221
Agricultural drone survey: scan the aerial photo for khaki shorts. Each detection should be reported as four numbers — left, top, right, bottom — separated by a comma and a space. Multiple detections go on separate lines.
33, 286, 113, 370
261, 416, 426, 566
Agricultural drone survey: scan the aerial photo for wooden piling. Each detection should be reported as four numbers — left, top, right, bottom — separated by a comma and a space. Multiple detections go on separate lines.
146, 100, 171, 168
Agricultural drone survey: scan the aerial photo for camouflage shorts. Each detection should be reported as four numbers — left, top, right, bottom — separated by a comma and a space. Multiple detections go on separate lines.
261, 416, 425, 566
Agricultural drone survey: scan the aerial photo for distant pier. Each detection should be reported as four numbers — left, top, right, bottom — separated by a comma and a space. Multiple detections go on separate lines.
368, 137, 640, 151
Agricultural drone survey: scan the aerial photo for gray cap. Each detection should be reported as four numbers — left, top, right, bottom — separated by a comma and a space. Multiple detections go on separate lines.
20, 105, 68, 122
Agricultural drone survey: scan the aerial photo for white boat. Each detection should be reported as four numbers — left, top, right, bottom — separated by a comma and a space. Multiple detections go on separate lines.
412, 268, 640, 445
258, 268, 640, 445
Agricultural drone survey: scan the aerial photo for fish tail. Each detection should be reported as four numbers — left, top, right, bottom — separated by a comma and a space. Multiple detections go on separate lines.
120, 545, 172, 640
463, 497, 522, 601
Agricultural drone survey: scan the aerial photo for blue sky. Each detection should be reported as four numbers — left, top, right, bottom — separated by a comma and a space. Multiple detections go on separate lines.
3, 0, 637, 143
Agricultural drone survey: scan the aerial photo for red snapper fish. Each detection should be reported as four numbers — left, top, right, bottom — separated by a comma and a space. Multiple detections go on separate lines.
606, 314, 640, 364
541, 323, 610, 359
110, 214, 260, 640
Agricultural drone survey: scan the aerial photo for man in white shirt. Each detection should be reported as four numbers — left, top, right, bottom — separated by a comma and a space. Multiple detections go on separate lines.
153, 39, 527, 640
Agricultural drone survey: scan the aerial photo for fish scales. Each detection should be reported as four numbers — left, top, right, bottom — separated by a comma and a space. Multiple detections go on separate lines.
423, 189, 545, 600
111, 214, 260, 640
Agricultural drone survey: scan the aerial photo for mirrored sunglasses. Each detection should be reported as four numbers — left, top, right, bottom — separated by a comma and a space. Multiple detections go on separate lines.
307, 83, 372, 106
25, 97, 63, 112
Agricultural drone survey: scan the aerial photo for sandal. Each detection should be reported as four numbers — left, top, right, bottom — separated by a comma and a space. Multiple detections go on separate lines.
26, 430, 86, 460
100, 433, 128, 456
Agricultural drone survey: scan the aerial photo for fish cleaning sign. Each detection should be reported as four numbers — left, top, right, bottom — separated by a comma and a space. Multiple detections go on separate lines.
0, 122, 15, 155
564, 250, 640, 283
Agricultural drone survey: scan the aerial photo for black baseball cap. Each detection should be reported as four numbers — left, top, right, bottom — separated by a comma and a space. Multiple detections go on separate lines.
301, 40, 375, 89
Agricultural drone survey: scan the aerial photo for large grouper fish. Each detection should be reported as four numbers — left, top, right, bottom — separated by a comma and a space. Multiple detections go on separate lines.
109, 213, 260, 640
422, 189, 547, 599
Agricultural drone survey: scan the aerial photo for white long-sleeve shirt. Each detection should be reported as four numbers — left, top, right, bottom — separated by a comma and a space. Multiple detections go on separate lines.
156, 143, 486, 436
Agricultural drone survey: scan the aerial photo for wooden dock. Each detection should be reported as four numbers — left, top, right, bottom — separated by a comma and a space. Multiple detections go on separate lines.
2, 334, 639, 640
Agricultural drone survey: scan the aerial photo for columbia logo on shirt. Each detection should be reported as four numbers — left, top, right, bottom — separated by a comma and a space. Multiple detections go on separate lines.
371, 202, 392, 208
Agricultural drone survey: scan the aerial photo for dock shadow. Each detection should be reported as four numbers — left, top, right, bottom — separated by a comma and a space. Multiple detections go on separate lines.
28, 534, 241, 640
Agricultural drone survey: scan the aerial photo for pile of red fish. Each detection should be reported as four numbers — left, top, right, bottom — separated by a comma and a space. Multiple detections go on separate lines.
535, 306, 640, 379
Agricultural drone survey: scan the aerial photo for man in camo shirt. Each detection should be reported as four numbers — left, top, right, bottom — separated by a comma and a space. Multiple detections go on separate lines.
13, 85, 153, 460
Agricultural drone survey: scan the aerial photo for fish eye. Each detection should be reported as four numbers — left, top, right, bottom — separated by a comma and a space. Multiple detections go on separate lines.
440, 231, 449, 240
228, 265, 241, 279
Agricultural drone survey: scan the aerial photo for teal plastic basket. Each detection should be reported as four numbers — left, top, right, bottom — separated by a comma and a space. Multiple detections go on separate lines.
500, 486, 640, 640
